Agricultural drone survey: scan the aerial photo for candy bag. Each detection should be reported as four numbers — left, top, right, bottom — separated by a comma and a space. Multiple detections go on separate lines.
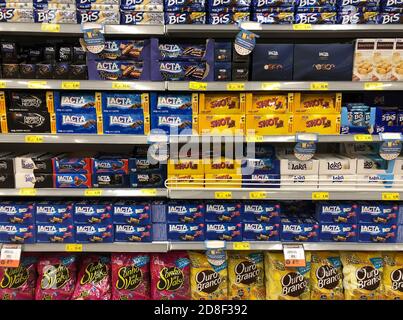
383, 252, 403, 300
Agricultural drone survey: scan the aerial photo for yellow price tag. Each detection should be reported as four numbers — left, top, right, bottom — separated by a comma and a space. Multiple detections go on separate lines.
354, 134, 373, 142
382, 192, 400, 201
246, 135, 264, 142
293, 24, 312, 30
215, 191, 232, 199
0, 81, 6, 89
41, 23, 60, 32
310, 82, 329, 90
112, 82, 131, 90
364, 82, 384, 90
189, 82, 207, 90
19, 188, 37, 196
61, 81, 80, 90
65, 244, 82, 252
139, 189, 157, 196
25, 135, 43, 143
261, 82, 281, 90
28, 81, 47, 89
233, 242, 251, 250
227, 83, 245, 91
312, 192, 329, 200
249, 191, 267, 199
84, 189, 103, 197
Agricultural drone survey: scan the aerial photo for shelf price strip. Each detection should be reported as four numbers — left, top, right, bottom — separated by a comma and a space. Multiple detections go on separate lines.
382, 192, 400, 201
249, 191, 267, 199
354, 134, 373, 142
292, 24, 312, 30
246, 135, 264, 143
65, 244, 83, 252
312, 192, 329, 200
25, 135, 43, 143
139, 189, 157, 196
364, 82, 384, 90
310, 82, 328, 90
215, 191, 232, 199
41, 23, 60, 32
227, 83, 245, 91
84, 189, 103, 196
19, 188, 37, 196
0, 244, 22, 268
233, 242, 251, 250
261, 82, 281, 90
28, 81, 47, 89
61, 81, 80, 90
0, 81, 6, 89
189, 82, 207, 90
112, 82, 131, 90
283, 244, 306, 267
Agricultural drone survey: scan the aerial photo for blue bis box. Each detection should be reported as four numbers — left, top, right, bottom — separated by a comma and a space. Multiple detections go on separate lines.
315, 203, 358, 224
242, 222, 280, 241
205, 223, 242, 241
74, 201, 113, 224
359, 203, 398, 224
35, 201, 74, 224
0, 202, 35, 224
56, 113, 99, 134
0, 224, 35, 243
358, 223, 397, 243
205, 202, 242, 223
167, 201, 205, 223
75, 224, 114, 243
243, 202, 281, 223
319, 223, 358, 242
114, 224, 152, 242
280, 218, 319, 242
102, 113, 148, 135
113, 202, 151, 225
167, 223, 205, 241
36, 224, 75, 243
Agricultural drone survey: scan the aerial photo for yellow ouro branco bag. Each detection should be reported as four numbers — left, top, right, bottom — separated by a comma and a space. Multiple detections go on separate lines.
228, 251, 265, 300
340, 252, 384, 300
265, 252, 311, 300
382, 253, 403, 300
188, 251, 228, 300
310, 252, 344, 300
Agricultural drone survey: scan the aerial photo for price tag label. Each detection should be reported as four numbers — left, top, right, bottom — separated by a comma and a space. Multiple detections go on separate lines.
189, 82, 207, 90
0, 245, 22, 268
65, 244, 83, 252
382, 192, 400, 201
364, 82, 384, 90
354, 134, 373, 142
312, 192, 329, 200
246, 135, 264, 143
215, 191, 232, 199
139, 189, 157, 196
28, 81, 47, 89
204, 240, 226, 249
227, 83, 245, 91
112, 82, 131, 90
261, 82, 281, 90
25, 135, 43, 143
19, 188, 37, 196
293, 24, 312, 30
249, 191, 267, 199
283, 244, 306, 267
0, 81, 6, 89
310, 82, 329, 90
233, 242, 251, 250
41, 23, 60, 32
61, 81, 80, 90
84, 189, 103, 197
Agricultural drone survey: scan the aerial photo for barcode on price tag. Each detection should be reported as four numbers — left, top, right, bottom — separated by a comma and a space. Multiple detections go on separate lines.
0, 244, 22, 268
283, 244, 306, 267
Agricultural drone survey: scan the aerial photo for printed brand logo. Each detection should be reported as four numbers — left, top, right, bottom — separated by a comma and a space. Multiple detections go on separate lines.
361, 206, 382, 214
207, 224, 226, 232
0, 225, 17, 232
361, 225, 380, 233
283, 225, 302, 233
206, 204, 225, 213
96, 61, 119, 72
306, 117, 330, 128
75, 206, 95, 215
244, 205, 265, 213
356, 266, 381, 291
36, 206, 60, 215
116, 266, 142, 290
196, 270, 222, 293
21, 114, 45, 128
158, 116, 182, 125
316, 265, 341, 290
258, 117, 284, 128
169, 224, 189, 232
80, 262, 108, 285
158, 96, 186, 109
116, 225, 135, 233
0, 206, 17, 214
390, 268, 403, 292
114, 207, 134, 215
168, 13, 187, 24
168, 206, 188, 214
76, 225, 96, 233
21, 97, 42, 109
38, 225, 58, 233
106, 97, 135, 108
160, 62, 182, 73
167, 0, 186, 5
0, 9, 14, 21
211, 14, 231, 24
322, 225, 341, 233
157, 266, 184, 291
80, 11, 100, 23
0, 266, 29, 289
41, 264, 71, 290
244, 224, 264, 232
235, 261, 260, 285
268, 51, 278, 56
327, 162, 343, 170
122, 12, 144, 24
252, 174, 270, 181
281, 272, 307, 297
322, 206, 342, 214
290, 163, 307, 170
98, 175, 111, 183
319, 52, 329, 57
380, 13, 400, 24
387, 0, 403, 5
62, 115, 87, 126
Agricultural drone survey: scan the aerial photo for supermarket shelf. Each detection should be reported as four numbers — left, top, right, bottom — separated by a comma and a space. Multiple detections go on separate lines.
0, 23, 165, 36
22, 242, 169, 252
0, 188, 168, 197
0, 79, 166, 91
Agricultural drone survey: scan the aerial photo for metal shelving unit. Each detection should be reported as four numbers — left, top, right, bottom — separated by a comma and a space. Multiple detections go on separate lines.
22, 242, 169, 252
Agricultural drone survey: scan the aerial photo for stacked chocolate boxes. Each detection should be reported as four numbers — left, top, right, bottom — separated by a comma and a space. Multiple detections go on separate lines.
164, 0, 207, 24
252, 0, 295, 24
207, 0, 251, 24
34, 0, 77, 24
76, 0, 120, 24
295, 0, 338, 24
214, 41, 250, 81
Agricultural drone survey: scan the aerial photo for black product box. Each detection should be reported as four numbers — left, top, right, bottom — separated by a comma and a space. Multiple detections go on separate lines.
293, 43, 354, 81
92, 173, 131, 188
70, 64, 87, 80
214, 62, 232, 81
232, 62, 249, 81
2, 64, 19, 78
251, 44, 294, 81
0, 153, 14, 174
54, 62, 70, 79
2, 112, 53, 133
131, 173, 166, 188
233, 48, 250, 63
1, 42, 17, 63
6, 91, 49, 112
20, 64, 36, 79
0, 174, 15, 188
36, 63, 54, 79
215, 42, 232, 62
17, 153, 62, 174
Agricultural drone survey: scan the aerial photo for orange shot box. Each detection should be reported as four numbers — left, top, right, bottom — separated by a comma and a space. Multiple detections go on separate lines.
168, 175, 204, 188
293, 114, 341, 134
246, 114, 294, 136
167, 159, 204, 175
205, 173, 242, 188
198, 114, 245, 135
204, 157, 241, 175
245, 93, 293, 114
291, 93, 342, 114
199, 93, 246, 114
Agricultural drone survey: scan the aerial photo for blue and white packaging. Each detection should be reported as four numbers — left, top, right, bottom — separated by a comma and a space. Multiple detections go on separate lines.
205, 223, 242, 241
56, 112, 99, 134
54, 92, 97, 113
112, 202, 151, 225
252, 0, 295, 10
36, 224, 75, 243
103, 113, 148, 135
205, 202, 242, 223
101, 92, 148, 114
358, 223, 397, 243
150, 114, 195, 134
340, 104, 376, 134
359, 203, 398, 224
316, 203, 358, 224
0, 202, 35, 224
280, 217, 319, 242
242, 174, 281, 188
75, 223, 114, 243
74, 201, 113, 224
35, 202, 74, 224
166, 201, 205, 223
243, 202, 281, 223
150, 93, 197, 115
152, 223, 167, 240
337, 0, 380, 6
114, 224, 152, 242
167, 223, 205, 241
241, 158, 280, 175
151, 202, 166, 223
319, 223, 358, 242
164, 0, 206, 11
242, 222, 280, 241
207, 0, 251, 12
0, 224, 35, 244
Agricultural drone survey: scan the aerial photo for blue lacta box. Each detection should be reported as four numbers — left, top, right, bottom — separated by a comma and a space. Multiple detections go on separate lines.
166, 201, 205, 223
358, 223, 397, 243
36, 224, 75, 243
114, 224, 152, 242
75, 224, 114, 243
359, 203, 399, 224
319, 223, 358, 242
243, 202, 281, 223
0, 202, 35, 224
0, 224, 35, 243
315, 203, 358, 224
205, 202, 242, 223
205, 223, 242, 241
242, 222, 280, 241
112, 202, 151, 225
167, 223, 205, 241
35, 202, 73, 224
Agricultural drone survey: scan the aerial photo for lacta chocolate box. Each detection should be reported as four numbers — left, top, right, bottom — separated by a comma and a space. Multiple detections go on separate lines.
15, 173, 54, 188
150, 114, 196, 134
36, 224, 75, 243
14, 152, 62, 174
358, 223, 397, 243
243, 173, 281, 188
243, 202, 281, 223
56, 112, 99, 134
167, 223, 205, 241
359, 203, 398, 224
87, 40, 150, 61
53, 156, 92, 174
1, 112, 54, 133
54, 91, 98, 113
92, 173, 130, 188
150, 93, 198, 115
205, 223, 242, 241
54, 173, 92, 188
74, 201, 113, 224
130, 158, 166, 173
205, 202, 242, 223
130, 172, 166, 188
251, 44, 294, 81
87, 60, 151, 81
35, 201, 74, 224
241, 158, 280, 175
103, 113, 149, 135
166, 201, 205, 223
0, 224, 35, 244
242, 223, 280, 241
100, 92, 149, 114
152, 61, 213, 81
319, 223, 358, 242
293, 43, 354, 81
112, 201, 151, 225
114, 224, 152, 242
280, 217, 319, 242
315, 203, 358, 224
0, 202, 35, 224
75, 224, 114, 243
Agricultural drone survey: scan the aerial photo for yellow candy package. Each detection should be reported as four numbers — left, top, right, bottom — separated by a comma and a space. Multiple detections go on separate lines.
188, 250, 228, 300
383, 253, 403, 300
340, 252, 384, 300
228, 251, 265, 300
310, 252, 344, 300
265, 252, 311, 300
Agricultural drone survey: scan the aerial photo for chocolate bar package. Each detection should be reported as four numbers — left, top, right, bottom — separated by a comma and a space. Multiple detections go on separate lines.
92, 173, 130, 188
36, 224, 75, 243
319, 223, 358, 242
0, 9, 34, 22
0, 153, 14, 174
153, 61, 212, 81
70, 64, 87, 80
36, 63, 54, 79
207, 0, 251, 12
2, 63, 19, 78
242, 223, 280, 241
359, 203, 398, 224
1, 42, 18, 63
5, 91, 51, 113
152, 39, 213, 62
0, 174, 15, 188
130, 172, 166, 188
53, 157, 91, 174
114, 224, 152, 242
76, 9, 120, 24
167, 223, 205, 241
150, 93, 197, 115
54, 173, 92, 188
241, 158, 280, 175
75, 0, 119, 9
0, 224, 35, 244
101, 92, 149, 114
242, 174, 281, 188
215, 62, 231, 81
0, 202, 35, 224
33, 2, 76, 9
75, 224, 114, 243
87, 60, 150, 81
164, 12, 206, 24
103, 113, 148, 135
74, 201, 113, 224
232, 62, 249, 81
358, 223, 397, 243
243, 202, 281, 223
205, 202, 242, 223
54, 92, 97, 113
205, 223, 242, 241
150, 114, 195, 134
113, 201, 151, 225
35, 201, 74, 224
164, 0, 205, 11
15, 173, 54, 188
208, 12, 250, 24
382, 0, 403, 7
293, 44, 354, 81
296, 0, 337, 6
120, 11, 164, 24
338, 12, 378, 24
252, 12, 294, 24
294, 12, 337, 24
316, 203, 358, 224
280, 217, 319, 242
92, 157, 131, 174
87, 40, 150, 61
56, 113, 98, 134
337, 0, 380, 6
2, 112, 53, 133
296, 6, 336, 12
166, 201, 205, 223
34, 9, 77, 23
120, 0, 163, 11
214, 42, 232, 62
252, 0, 295, 8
